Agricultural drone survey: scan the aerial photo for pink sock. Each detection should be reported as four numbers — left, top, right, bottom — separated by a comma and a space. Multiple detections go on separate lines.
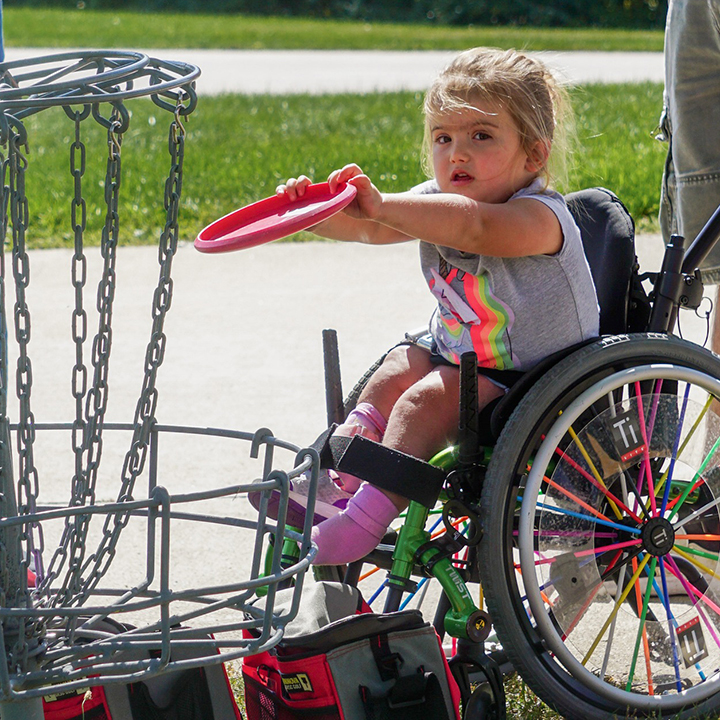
311, 484, 399, 565
334, 403, 387, 493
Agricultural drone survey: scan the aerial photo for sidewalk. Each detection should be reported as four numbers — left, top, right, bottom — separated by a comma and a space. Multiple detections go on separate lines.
23, 230, 703, 623
0, 45, 678, 622
5, 47, 665, 94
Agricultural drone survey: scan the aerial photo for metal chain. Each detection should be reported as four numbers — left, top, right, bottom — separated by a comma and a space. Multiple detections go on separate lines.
0, 56, 200, 683
45, 106, 124, 607
0, 116, 9, 423
0, 113, 10, 607
70, 107, 89, 508
74, 100, 187, 602
0, 83, 193, 612
5, 117, 42, 667
0, 120, 11, 616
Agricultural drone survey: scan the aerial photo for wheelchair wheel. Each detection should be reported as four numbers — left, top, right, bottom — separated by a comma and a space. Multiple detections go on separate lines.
479, 333, 720, 719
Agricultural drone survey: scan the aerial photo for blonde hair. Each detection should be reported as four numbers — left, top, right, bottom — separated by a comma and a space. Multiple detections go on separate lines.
422, 47, 574, 188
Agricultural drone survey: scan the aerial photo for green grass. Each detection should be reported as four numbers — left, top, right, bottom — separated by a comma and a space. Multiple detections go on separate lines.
14, 82, 664, 247
504, 674, 563, 718
571, 82, 665, 230
4, 7, 664, 52
226, 663, 247, 717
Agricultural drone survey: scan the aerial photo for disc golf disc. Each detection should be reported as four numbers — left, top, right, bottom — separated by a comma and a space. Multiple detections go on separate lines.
194, 182, 357, 253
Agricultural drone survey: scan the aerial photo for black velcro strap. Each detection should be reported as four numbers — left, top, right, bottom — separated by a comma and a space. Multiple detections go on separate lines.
329, 435, 446, 508
370, 632, 401, 682
309, 424, 338, 469
361, 673, 451, 719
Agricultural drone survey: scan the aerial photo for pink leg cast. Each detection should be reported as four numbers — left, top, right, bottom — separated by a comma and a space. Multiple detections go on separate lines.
311, 484, 398, 565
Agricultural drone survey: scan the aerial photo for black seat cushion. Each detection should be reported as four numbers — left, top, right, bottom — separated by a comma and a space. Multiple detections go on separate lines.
565, 187, 635, 336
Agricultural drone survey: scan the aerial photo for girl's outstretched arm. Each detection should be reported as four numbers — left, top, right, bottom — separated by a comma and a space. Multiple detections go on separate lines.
373, 193, 563, 256
328, 165, 563, 258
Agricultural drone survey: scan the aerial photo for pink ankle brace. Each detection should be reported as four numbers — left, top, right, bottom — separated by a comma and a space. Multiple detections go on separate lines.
339, 402, 387, 440
333, 402, 387, 493
311, 484, 399, 565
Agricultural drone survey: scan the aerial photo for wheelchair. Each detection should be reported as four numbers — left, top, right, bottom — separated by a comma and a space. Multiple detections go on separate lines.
272, 187, 720, 719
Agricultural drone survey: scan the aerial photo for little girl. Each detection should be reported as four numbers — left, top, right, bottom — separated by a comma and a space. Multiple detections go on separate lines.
255, 47, 599, 565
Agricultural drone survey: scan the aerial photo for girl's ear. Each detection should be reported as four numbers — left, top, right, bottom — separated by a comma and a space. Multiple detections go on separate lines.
525, 140, 551, 173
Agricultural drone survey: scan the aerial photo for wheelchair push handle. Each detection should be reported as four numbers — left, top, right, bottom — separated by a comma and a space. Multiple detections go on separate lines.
458, 351, 481, 466
648, 233, 686, 333
648, 202, 720, 334
648, 226, 709, 333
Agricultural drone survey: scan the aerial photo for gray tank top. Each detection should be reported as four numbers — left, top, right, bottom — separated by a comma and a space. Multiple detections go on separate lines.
415, 178, 599, 370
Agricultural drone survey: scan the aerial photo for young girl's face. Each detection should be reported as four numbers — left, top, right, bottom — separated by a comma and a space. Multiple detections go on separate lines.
430, 101, 540, 204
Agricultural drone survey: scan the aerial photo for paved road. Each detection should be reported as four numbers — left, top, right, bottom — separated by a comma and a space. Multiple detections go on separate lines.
5, 47, 665, 94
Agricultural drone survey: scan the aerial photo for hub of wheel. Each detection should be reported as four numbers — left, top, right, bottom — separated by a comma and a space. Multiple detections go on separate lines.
640, 517, 675, 557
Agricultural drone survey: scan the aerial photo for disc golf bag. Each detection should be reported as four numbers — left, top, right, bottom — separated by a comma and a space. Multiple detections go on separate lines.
42, 618, 242, 720
243, 580, 460, 720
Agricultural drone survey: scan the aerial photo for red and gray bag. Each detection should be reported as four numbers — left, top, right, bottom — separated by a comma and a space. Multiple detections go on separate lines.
243, 581, 461, 720
42, 618, 242, 720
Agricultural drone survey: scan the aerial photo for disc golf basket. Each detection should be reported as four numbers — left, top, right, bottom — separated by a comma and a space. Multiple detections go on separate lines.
0, 51, 315, 718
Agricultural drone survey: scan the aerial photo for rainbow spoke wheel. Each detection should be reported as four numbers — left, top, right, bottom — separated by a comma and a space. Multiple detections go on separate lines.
480, 334, 720, 719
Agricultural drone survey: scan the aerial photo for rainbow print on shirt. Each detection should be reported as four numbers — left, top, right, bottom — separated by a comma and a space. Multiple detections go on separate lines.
429, 267, 516, 369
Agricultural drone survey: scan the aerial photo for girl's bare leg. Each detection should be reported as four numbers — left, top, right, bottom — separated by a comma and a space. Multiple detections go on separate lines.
357, 343, 437, 420
380, 367, 504, 510
311, 362, 504, 565
329, 344, 436, 492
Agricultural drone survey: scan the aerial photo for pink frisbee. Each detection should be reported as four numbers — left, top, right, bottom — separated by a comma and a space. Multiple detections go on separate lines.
194, 182, 357, 253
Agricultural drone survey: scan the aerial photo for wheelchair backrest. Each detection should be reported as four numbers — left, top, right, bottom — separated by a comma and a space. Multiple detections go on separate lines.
565, 187, 635, 335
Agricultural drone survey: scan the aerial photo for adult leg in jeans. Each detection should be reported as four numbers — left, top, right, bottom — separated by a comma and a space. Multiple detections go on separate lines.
660, 0, 720, 347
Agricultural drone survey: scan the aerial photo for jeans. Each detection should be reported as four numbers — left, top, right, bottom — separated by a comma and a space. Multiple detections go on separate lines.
660, 0, 720, 282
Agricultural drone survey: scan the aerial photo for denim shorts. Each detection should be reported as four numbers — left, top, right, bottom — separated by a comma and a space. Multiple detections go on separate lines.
660, 0, 720, 283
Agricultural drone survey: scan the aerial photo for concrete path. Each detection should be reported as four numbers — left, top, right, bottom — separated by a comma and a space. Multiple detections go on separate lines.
18, 231, 708, 633
5, 47, 665, 94
1, 46, 689, 642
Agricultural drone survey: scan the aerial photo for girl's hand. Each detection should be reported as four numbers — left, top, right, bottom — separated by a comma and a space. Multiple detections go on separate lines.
276, 175, 312, 202
328, 164, 383, 220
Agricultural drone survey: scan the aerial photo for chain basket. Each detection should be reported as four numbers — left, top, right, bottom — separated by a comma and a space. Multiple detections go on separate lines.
0, 51, 316, 717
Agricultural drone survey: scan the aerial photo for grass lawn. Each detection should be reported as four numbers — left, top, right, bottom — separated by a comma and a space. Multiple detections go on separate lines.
15, 82, 664, 247
4, 6, 664, 52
